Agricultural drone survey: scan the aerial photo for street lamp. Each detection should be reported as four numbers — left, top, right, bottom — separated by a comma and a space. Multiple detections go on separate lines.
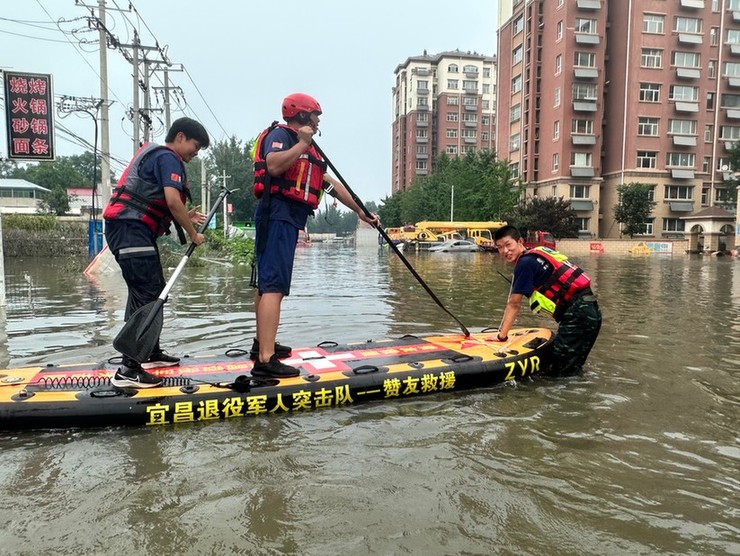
450, 184, 455, 222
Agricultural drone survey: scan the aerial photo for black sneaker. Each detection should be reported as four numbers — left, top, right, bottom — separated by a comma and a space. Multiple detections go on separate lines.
251, 354, 300, 378
111, 365, 163, 388
249, 339, 293, 361
142, 350, 180, 369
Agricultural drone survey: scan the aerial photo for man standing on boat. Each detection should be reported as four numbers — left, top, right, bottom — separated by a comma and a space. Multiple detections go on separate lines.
250, 93, 379, 378
103, 117, 210, 388
493, 225, 601, 376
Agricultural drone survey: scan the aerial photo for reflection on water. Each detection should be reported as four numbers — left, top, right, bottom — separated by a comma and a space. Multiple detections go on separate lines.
0, 247, 738, 554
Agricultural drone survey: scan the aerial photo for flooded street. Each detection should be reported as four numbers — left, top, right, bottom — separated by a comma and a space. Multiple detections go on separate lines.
0, 245, 738, 555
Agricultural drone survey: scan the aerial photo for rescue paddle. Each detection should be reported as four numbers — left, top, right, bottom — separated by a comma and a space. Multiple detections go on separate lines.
312, 141, 470, 337
112, 186, 233, 363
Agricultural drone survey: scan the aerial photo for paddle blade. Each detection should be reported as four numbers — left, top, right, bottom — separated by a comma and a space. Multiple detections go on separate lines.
112, 300, 164, 363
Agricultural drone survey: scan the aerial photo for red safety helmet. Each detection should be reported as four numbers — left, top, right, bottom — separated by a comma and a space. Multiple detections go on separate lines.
281, 93, 322, 120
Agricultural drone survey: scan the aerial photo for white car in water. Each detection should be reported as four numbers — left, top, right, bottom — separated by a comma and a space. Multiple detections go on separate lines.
427, 239, 483, 253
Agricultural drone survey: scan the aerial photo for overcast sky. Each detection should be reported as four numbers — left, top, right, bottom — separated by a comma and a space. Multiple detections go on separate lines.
1, 0, 497, 204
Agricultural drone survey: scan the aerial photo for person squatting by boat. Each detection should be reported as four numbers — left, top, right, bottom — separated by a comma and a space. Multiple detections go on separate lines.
250, 92, 380, 377
493, 225, 602, 376
103, 117, 210, 388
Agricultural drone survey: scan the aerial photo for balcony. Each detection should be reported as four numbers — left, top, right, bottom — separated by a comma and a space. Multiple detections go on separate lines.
733, 10, 740, 22
576, 0, 600, 9
677, 33, 703, 45
670, 168, 695, 179
417, 88, 430, 95
415, 136, 429, 143
412, 67, 431, 76
726, 109, 740, 119
570, 200, 594, 211
464, 121, 477, 128
728, 77, 740, 88
416, 105, 429, 111
575, 33, 600, 45
463, 88, 478, 95
573, 99, 598, 112
676, 67, 701, 79
574, 67, 599, 79
669, 202, 693, 212
674, 101, 699, 112
464, 70, 479, 78
672, 135, 697, 146
464, 104, 478, 111
463, 137, 477, 144
730, 44, 740, 55
679, 0, 704, 8
416, 120, 428, 127
572, 134, 597, 145
570, 166, 595, 177
415, 153, 428, 159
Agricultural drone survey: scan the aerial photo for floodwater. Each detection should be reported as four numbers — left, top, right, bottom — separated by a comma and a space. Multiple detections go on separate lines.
0, 245, 738, 555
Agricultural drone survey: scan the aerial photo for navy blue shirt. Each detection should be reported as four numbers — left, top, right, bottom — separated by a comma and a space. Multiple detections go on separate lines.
512, 252, 553, 296
140, 147, 187, 194
255, 126, 314, 229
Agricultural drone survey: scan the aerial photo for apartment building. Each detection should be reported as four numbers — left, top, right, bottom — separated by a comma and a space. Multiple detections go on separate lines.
497, 0, 740, 246
391, 50, 497, 193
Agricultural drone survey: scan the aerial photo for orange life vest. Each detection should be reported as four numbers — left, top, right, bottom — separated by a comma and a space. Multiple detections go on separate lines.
103, 143, 189, 238
252, 122, 327, 209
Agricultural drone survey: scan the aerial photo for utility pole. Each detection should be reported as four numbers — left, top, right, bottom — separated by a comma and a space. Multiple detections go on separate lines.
218, 170, 231, 237
151, 63, 184, 131
96, 0, 111, 208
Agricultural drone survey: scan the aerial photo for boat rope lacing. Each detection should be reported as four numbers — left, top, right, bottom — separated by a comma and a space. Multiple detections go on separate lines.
35, 375, 192, 390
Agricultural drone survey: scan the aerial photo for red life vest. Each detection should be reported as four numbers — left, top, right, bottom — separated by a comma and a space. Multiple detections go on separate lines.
520, 246, 592, 321
103, 143, 189, 237
252, 122, 327, 210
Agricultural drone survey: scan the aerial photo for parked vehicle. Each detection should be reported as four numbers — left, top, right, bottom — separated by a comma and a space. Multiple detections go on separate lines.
523, 231, 556, 250
427, 239, 483, 253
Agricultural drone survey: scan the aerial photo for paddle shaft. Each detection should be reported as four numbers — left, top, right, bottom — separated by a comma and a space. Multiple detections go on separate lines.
138, 187, 232, 332
312, 141, 470, 337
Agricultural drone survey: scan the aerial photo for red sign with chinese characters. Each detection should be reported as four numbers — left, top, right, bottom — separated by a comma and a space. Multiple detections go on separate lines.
3, 71, 55, 160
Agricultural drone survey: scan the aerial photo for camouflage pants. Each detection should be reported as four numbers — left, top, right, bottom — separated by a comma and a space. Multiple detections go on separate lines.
548, 296, 602, 377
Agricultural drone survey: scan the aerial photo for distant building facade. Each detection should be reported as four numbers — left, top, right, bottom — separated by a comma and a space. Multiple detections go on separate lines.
392, 50, 497, 193
497, 0, 739, 248
0, 179, 50, 214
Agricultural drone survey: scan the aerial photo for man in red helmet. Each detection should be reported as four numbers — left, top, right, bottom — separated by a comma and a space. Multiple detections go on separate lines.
250, 93, 380, 377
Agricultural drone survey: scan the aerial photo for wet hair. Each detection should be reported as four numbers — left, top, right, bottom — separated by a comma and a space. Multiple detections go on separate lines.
494, 225, 522, 242
165, 117, 210, 148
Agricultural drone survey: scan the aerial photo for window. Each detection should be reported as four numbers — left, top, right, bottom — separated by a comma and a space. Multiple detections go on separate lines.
416, 145, 427, 155
482, 132, 489, 141
643, 14, 664, 34
416, 129, 428, 139
447, 79, 459, 89
463, 64, 478, 75
710, 28, 718, 46
637, 151, 658, 168
674, 17, 701, 34
573, 83, 597, 100
510, 133, 521, 151
641, 48, 663, 68
575, 218, 590, 232
510, 104, 521, 122
636, 219, 654, 236
554, 87, 561, 107
512, 75, 522, 93
669, 85, 698, 101
663, 218, 686, 232
673, 51, 700, 68
669, 119, 697, 135
640, 83, 661, 102
554, 120, 560, 140
446, 129, 458, 138
510, 162, 520, 179
572, 119, 594, 134
463, 80, 477, 92
417, 97, 428, 107
446, 145, 458, 155
417, 113, 428, 123
725, 62, 740, 77
666, 152, 695, 167
462, 129, 477, 139
448, 64, 459, 73
482, 116, 490, 125
728, 29, 740, 45
513, 16, 524, 35
483, 67, 491, 78
555, 54, 562, 74
447, 113, 459, 122
729, 0, 740, 9
557, 21, 563, 41
571, 152, 593, 167
575, 18, 597, 34
708, 60, 716, 79
447, 96, 459, 105
552, 153, 559, 171
416, 160, 427, 170
513, 45, 523, 65
574, 52, 596, 67
462, 113, 477, 124
703, 156, 711, 172
638, 117, 660, 136
707, 92, 715, 110
705, 125, 713, 142
720, 126, 740, 140
463, 97, 478, 108
721, 93, 740, 108
570, 184, 590, 198
665, 185, 693, 199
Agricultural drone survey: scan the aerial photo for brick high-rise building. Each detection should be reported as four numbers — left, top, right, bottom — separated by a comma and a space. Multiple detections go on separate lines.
392, 50, 497, 194
497, 0, 740, 249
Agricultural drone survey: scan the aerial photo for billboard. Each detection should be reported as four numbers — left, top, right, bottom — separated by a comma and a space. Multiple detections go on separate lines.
3, 71, 55, 161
